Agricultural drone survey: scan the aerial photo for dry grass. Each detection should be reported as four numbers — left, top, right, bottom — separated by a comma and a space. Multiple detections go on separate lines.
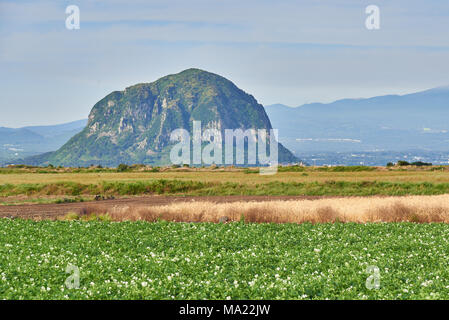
3, 169, 449, 185
71, 195, 449, 224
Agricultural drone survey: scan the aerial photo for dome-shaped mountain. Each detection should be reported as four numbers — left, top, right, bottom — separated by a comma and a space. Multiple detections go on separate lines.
29, 69, 298, 166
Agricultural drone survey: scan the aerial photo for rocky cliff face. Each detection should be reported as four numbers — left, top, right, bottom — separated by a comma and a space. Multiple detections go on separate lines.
33, 68, 298, 166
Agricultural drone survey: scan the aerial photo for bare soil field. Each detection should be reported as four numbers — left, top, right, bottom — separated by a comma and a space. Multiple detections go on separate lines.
0, 195, 337, 220
3, 194, 449, 224
3, 167, 449, 223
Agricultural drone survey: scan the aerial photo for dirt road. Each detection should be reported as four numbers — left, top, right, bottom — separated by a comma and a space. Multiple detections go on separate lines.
0, 195, 341, 220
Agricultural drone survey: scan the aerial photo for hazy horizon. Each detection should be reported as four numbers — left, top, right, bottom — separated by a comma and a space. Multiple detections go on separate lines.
2, 82, 449, 129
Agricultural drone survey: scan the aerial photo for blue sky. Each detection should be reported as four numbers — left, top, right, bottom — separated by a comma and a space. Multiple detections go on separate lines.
1, 0, 449, 127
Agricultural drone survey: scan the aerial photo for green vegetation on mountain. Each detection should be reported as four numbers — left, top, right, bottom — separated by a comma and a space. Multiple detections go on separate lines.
27, 69, 297, 167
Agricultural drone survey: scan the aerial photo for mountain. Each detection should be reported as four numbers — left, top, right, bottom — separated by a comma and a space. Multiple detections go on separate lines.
265, 86, 449, 155
24, 69, 298, 167
23, 119, 87, 139
0, 119, 86, 164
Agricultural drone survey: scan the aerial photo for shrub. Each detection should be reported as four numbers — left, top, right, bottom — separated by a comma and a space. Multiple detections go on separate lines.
411, 161, 432, 166
63, 212, 80, 221
117, 164, 130, 172
278, 165, 306, 172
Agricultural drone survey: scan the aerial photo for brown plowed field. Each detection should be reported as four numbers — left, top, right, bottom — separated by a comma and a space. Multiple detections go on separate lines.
0, 195, 342, 220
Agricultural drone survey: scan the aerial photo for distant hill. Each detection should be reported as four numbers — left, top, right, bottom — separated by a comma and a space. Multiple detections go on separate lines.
23, 69, 298, 167
23, 120, 88, 138
0, 119, 86, 164
265, 86, 449, 155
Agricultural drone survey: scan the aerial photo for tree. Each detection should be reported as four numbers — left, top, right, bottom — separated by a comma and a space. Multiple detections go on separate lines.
117, 164, 130, 172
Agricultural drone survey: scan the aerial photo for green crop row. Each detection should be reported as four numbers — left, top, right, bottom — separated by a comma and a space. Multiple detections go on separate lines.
1, 220, 449, 299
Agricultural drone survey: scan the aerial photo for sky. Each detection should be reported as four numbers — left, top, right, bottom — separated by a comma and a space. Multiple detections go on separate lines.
0, 0, 449, 127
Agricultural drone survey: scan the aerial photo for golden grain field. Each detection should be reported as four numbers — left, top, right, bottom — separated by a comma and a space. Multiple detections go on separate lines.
81, 194, 449, 224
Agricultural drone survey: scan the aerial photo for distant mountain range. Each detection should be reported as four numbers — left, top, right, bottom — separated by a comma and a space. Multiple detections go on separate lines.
3, 83, 449, 166
0, 120, 86, 164
265, 86, 449, 156
18, 69, 297, 167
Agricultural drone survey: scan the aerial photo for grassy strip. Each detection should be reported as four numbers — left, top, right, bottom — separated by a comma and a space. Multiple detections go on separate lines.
2, 179, 449, 197
0, 180, 209, 197
1, 220, 449, 299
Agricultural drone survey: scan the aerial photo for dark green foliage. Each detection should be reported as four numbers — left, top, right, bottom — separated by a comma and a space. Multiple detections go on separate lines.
396, 161, 433, 167
117, 164, 130, 172
55, 197, 84, 204
411, 161, 432, 166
